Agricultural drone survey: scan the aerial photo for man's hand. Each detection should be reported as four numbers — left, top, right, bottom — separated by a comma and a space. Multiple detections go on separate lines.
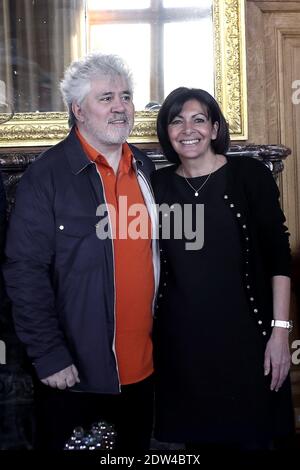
41, 364, 80, 389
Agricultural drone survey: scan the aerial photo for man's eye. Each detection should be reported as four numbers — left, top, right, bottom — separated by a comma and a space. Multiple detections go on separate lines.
99, 96, 111, 102
122, 95, 131, 101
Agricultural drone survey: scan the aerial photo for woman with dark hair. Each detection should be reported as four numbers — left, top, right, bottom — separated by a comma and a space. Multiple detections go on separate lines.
152, 87, 295, 450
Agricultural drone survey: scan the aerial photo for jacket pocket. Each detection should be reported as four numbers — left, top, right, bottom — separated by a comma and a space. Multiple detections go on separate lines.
55, 215, 106, 274
55, 215, 99, 238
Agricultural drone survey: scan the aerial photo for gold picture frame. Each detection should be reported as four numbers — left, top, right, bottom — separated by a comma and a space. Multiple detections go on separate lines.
0, 0, 247, 147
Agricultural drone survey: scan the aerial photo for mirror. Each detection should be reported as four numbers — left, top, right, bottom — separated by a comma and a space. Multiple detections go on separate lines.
0, 0, 247, 147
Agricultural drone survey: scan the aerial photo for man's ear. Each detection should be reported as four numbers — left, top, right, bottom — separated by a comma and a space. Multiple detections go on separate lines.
212, 121, 219, 140
72, 102, 84, 123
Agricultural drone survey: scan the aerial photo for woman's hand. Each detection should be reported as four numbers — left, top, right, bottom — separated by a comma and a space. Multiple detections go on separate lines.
264, 329, 291, 391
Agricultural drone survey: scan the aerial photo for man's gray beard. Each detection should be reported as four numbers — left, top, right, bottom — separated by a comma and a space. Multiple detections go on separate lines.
88, 120, 134, 145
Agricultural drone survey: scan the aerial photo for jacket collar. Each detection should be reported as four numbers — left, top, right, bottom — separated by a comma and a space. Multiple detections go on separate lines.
63, 127, 144, 176
64, 127, 95, 175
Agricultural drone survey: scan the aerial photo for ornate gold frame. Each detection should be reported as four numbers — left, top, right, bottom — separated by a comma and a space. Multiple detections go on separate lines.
0, 0, 247, 147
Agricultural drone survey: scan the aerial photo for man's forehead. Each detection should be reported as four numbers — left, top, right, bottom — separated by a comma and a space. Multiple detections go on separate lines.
90, 76, 130, 94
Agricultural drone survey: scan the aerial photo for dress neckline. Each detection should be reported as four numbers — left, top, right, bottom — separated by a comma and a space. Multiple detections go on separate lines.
174, 162, 228, 180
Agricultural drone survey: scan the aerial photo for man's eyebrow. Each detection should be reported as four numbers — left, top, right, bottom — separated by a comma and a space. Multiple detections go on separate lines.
96, 90, 132, 97
96, 91, 113, 97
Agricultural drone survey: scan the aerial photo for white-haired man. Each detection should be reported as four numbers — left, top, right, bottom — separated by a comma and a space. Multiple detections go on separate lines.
4, 53, 159, 451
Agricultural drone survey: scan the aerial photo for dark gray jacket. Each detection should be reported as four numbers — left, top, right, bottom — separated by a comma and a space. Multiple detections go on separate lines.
4, 128, 159, 393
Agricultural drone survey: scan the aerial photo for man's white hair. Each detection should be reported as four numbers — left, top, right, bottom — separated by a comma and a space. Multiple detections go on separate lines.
60, 52, 133, 127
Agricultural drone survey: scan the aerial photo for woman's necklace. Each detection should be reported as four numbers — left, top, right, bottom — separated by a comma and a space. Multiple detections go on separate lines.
181, 158, 218, 197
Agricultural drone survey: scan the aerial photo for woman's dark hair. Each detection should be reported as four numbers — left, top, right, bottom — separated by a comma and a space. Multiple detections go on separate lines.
156, 87, 230, 164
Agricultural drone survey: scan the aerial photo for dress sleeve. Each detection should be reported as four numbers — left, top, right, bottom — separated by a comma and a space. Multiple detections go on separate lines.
245, 160, 291, 277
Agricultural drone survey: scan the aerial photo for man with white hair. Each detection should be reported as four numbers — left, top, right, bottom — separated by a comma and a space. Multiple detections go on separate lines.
4, 52, 159, 451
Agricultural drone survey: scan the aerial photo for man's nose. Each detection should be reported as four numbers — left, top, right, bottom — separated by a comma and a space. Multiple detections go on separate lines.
111, 97, 126, 112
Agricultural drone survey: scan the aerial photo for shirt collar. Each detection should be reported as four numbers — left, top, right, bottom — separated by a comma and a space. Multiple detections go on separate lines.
75, 126, 133, 173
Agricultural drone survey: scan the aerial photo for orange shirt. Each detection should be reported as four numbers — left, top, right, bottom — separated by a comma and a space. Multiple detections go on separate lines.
76, 128, 154, 385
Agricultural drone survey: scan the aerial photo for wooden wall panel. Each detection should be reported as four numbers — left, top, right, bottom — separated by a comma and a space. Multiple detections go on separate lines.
246, 3, 300, 246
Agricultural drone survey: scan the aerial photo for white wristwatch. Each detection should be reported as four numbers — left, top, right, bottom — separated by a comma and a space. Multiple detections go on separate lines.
271, 320, 293, 333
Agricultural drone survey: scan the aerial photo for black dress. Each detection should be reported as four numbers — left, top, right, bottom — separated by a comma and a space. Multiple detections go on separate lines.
154, 164, 274, 447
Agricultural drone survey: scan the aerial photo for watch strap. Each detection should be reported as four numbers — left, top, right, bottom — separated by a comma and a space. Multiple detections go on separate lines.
271, 320, 293, 332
